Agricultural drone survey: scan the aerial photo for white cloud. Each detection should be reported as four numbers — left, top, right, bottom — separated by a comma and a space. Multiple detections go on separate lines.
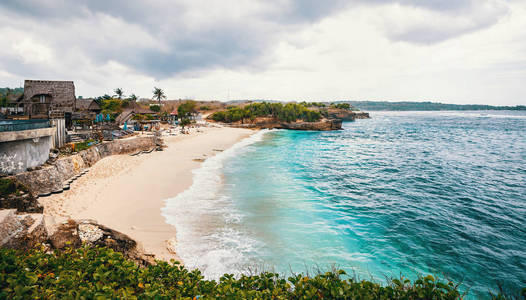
0, 0, 525, 105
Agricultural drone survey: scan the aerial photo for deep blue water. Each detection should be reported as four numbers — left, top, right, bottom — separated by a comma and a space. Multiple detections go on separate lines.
164, 111, 526, 298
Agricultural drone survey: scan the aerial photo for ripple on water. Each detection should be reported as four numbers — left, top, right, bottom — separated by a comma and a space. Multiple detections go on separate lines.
166, 111, 526, 298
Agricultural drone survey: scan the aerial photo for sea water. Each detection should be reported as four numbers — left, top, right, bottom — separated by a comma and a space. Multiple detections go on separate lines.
162, 111, 526, 298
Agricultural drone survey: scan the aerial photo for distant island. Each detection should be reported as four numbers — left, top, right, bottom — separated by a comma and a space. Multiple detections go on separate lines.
343, 101, 526, 111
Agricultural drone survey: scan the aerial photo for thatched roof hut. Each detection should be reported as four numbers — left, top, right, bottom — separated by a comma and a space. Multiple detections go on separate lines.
18, 80, 76, 118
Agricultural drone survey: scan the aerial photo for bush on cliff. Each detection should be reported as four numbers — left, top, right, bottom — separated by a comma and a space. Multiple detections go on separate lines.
2, 246, 523, 299
211, 102, 322, 123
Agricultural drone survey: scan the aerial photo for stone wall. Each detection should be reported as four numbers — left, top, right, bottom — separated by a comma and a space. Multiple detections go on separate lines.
13, 137, 156, 196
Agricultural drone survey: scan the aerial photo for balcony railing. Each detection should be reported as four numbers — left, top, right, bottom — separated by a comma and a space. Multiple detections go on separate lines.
0, 119, 51, 132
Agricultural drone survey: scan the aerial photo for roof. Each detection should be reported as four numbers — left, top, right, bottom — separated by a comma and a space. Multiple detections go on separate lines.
170, 109, 178, 115
21, 80, 76, 112
132, 107, 156, 114
76, 99, 101, 111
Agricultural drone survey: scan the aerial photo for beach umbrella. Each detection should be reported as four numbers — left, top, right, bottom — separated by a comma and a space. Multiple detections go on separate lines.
123, 121, 127, 130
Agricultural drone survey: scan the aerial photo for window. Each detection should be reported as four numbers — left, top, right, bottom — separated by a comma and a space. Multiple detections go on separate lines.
39, 95, 46, 103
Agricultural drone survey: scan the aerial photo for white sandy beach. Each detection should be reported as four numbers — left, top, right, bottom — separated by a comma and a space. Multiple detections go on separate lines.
39, 126, 254, 261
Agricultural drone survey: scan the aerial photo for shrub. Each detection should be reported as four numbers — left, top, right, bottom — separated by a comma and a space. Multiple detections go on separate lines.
0, 178, 17, 197
2, 246, 521, 299
210, 102, 322, 123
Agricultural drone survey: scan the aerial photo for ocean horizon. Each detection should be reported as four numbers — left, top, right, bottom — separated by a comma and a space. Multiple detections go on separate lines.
162, 110, 526, 298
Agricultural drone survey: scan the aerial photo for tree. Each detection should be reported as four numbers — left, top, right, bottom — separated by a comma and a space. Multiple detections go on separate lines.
153, 87, 166, 106
180, 117, 191, 130
129, 94, 138, 102
114, 88, 124, 99
150, 105, 161, 112
177, 101, 197, 120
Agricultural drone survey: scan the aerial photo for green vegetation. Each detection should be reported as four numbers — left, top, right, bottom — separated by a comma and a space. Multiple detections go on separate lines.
150, 105, 161, 112
0, 87, 23, 107
211, 102, 322, 123
0, 178, 30, 198
303, 102, 327, 108
153, 87, 166, 106
177, 101, 197, 129
346, 101, 526, 111
0, 178, 17, 197
5, 246, 519, 299
331, 103, 351, 110
114, 88, 124, 100
98, 98, 126, 117
73, 139, 95, 152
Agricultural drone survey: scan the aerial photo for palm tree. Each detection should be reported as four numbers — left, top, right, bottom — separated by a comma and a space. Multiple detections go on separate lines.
114, 88, 124, 99
129, 94, 138, 102
153, 87, 166, 106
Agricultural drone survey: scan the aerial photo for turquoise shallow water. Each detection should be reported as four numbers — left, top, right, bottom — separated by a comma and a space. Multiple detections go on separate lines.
163, 111, 526, 298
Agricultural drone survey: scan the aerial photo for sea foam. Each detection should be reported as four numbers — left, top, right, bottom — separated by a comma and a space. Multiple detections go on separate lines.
161, 129, 269, 279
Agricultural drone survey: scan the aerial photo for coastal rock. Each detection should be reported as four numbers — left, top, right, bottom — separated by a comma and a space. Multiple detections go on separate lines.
326, 108, 370, 121
166, 238, 177, 254
280, 118, 342, 131
0, 209, 154, 266
225, 118, 343, 131
0, 209, 48, 249
49, 219, 81, 249
78, 223, 104, 243
0, 178, 43, 213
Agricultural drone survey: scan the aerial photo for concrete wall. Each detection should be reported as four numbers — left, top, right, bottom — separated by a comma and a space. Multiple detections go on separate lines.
0, 135, 52, 175
50, 119, 66, 148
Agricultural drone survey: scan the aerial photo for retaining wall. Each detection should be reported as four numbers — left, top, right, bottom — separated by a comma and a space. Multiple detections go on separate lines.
13, 137, 156, 196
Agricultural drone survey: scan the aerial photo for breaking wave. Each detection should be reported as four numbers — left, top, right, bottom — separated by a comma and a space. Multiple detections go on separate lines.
161, 129, 269, 279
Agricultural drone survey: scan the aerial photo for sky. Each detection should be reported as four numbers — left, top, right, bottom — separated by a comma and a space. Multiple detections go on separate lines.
0, 0, 525, 105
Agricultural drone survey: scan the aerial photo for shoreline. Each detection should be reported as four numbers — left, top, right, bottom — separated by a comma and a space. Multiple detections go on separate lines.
39, 126, 254, 261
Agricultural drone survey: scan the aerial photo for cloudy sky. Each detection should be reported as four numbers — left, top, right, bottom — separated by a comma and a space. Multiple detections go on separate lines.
1, 0, 525, 105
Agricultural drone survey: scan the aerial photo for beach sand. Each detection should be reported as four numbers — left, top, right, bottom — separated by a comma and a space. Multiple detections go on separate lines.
39, 126, 253, 261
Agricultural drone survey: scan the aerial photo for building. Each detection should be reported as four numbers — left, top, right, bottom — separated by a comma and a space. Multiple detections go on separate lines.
75, 98, 101, 113
15, 80, 76, 122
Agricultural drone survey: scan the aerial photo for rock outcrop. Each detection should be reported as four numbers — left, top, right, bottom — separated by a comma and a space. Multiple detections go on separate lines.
280, 119, 342, 131
11, 137, 156, 197
0, 209, 153, 266
226, 118, 343, 131
0, 178, 43, 213
326, 108, 370, 121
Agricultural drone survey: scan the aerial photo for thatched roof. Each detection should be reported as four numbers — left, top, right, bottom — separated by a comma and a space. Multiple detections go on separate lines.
76, 99, 101, 111
22, 80, 76, 113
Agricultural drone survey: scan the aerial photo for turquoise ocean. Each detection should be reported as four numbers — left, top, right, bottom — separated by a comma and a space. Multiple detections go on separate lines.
162, 111, 526, 298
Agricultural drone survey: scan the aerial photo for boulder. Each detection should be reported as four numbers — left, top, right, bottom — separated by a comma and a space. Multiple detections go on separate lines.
0, 210, 154, 266
0, 210, 48, 249
49, 219, 81, 249
0, 178, 43, 213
